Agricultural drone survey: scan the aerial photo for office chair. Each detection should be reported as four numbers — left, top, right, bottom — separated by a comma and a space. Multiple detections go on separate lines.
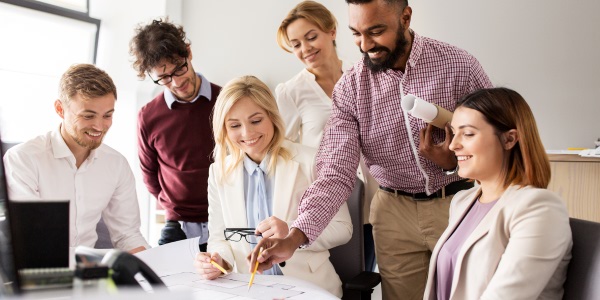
94, 217, 113, 249
329, 178, 381, 300
563, 218, 600, 300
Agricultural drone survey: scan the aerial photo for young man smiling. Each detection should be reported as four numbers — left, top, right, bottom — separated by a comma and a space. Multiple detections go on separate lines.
4, 64, 149, 255
250, 0, 493, 299
130, 19, 221, 249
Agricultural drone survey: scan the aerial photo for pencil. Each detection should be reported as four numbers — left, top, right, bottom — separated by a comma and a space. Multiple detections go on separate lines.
210, 259, 229, 275
248, 246, 263, 291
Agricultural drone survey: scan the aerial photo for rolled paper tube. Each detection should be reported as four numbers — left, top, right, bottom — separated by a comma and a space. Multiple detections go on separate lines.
401, 94, 453, 129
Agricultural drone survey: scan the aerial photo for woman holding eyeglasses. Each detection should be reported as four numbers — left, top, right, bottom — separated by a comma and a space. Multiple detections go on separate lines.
423, 88, 572, 300
193, 76, 352, 297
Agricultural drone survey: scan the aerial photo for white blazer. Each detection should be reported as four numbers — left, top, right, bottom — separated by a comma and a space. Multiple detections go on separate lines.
207, 141, 352, 297
424, 185, 572, 300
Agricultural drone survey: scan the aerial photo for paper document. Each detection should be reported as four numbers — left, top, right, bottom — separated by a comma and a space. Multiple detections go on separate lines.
136, 237, 200, 276
579, 148, 600, 157
135, 238, 337, 299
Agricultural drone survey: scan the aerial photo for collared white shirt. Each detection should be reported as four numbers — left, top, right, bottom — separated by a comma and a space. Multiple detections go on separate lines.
3, 127, 150, 252
164, 72, 212, 109
275, 61, 354, 149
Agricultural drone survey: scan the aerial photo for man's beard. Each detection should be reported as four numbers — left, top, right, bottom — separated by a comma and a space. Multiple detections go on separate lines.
362, 25, 409, 72
67, 126, 103, 150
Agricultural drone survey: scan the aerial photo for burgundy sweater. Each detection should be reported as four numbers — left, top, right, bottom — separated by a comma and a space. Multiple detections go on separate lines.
137, 83, 220, 222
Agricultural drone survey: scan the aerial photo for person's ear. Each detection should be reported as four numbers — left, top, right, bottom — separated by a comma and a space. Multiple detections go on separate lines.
502, 129, 519, 150
187, 45, 193, 61
331, 28, 337, 40
54, 99, 65, 119
401, 6, 412, 29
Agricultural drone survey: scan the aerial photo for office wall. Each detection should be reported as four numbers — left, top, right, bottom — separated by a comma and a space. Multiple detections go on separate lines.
182, 0, 600, 150
89, 0, 172, 241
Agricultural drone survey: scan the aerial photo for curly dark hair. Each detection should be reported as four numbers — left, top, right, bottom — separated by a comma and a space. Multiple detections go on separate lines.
129, 19, 191, 79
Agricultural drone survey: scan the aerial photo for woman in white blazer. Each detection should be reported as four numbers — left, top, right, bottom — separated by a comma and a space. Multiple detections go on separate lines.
423, 88, 572, 300
275, 0, 377, 272
193, 75, 352, 297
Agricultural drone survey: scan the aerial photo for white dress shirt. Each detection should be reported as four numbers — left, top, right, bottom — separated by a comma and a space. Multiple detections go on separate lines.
3, 127, 150, 252
275, 61, 354, 148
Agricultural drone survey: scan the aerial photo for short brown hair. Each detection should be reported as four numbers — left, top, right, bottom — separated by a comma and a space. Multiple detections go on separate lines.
129, 18, 190, 79
58, 63, 117, 105
277, 1, 337, 53
346, 0, 408, 7
456, 88, 551, 189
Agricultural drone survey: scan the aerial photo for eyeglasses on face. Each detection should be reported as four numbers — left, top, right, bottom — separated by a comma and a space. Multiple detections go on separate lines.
148, 58, 188, 86
224, 228, 262, 244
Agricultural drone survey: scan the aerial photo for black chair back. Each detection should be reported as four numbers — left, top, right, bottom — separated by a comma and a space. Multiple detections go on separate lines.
563, 218, 600, 299
329, 178, 380, 300
329, 178, 365, 284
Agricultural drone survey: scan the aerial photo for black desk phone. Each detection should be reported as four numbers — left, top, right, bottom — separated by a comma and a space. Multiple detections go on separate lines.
75, 248, 165, 290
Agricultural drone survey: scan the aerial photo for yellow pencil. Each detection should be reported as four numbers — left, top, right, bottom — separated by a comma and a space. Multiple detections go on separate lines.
210, 259, 229, 275
248, 247, 263, 291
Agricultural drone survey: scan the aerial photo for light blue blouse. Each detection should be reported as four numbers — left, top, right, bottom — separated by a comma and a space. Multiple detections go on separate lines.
243, 154, 282, 275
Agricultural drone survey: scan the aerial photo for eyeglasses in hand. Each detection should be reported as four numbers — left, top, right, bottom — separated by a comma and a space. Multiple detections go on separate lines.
148, 58, 188, 86
224, 228, 262, 245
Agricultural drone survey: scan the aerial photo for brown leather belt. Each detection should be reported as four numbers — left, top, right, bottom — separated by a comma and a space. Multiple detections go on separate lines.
379, 179, 473, 200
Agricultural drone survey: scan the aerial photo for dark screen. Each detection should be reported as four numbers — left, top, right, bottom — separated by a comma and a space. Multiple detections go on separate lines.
0, 138, 21, 295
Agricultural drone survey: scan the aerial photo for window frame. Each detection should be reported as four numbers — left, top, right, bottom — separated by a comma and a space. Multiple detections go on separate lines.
0, 0, 100, 63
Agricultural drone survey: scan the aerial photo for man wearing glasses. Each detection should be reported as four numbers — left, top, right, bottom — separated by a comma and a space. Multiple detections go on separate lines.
129, 19, 221, 250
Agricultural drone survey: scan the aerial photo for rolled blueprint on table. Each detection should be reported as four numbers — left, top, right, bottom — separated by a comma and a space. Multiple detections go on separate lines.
401, 94, 453, 129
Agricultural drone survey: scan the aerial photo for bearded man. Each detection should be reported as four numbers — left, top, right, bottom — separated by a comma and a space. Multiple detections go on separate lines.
250, 0, 493, 298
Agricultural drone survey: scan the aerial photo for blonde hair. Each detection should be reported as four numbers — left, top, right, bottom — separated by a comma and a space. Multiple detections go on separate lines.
457, 88, 551, 189
212, 76, 291, 182
277, 0, 337, 53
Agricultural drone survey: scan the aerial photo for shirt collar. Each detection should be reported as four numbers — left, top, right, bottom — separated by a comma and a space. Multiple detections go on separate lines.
406, 29, 422, 69
164, 72, 212, 109
243, 153, 271, 175
51, 125, 98, 161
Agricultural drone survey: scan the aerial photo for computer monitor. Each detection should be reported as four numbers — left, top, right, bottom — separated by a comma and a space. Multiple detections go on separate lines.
0, 135, 21, 295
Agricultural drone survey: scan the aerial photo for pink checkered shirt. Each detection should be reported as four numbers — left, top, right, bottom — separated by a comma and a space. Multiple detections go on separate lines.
292, 31, 493, 244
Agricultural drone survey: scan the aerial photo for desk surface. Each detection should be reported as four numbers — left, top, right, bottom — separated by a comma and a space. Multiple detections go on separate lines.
13, 269, 336, 300
548, 153, 600, 163
135, 237, 337, 300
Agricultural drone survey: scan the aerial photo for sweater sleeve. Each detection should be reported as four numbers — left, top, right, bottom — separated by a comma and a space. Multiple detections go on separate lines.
137, 110, 161, 199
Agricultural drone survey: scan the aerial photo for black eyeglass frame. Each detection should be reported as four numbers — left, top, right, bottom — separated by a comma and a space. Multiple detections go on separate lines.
224, 228, 262, 244
147, 58, 188, 86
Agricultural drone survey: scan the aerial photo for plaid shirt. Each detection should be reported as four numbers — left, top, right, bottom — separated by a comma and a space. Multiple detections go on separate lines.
293, 31, 493, 244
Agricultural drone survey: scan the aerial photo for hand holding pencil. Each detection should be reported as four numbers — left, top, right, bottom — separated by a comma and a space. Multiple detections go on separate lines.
194, 252, 229, 280
247, 247, 263, 291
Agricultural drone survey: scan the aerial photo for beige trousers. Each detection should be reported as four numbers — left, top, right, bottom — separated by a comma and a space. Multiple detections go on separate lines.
370, 189, 452, 300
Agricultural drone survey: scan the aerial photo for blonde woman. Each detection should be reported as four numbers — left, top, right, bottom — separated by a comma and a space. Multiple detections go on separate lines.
424, 88, 572, 299
193, 76, 352, 297
276, 0, 377, 272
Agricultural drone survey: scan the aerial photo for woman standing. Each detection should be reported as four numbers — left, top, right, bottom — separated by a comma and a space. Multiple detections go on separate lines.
275, 0, 377, 272
424, 88, 572, 299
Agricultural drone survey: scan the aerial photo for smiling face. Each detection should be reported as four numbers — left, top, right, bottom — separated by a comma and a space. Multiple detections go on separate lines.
56, 93, 115, 152
148, 55, 199, 102
449, 107, 507, 185
225, 97, 275, 163
286, 18, 337, 70
348, 0, 410, 72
